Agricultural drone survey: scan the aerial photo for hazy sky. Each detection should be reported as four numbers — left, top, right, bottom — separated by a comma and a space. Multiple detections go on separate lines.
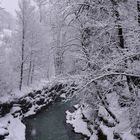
1, 0, 18, 16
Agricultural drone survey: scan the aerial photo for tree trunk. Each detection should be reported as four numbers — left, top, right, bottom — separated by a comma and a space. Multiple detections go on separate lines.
110, 0, 136, 95
39, 5, 42, 23
137, 1, 140, 25
31, 61, 35, 84
19, 30, 25, 91
54, 27, 64, 76
27, 57, 32, 86
110, 0, 125, 49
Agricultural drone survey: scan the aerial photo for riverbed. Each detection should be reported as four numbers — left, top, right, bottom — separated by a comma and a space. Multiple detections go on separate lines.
25, 101, 84, 140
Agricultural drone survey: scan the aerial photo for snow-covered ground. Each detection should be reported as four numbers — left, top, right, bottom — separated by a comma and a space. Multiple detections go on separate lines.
0, 114, 25, 140
66, 91, 138, 140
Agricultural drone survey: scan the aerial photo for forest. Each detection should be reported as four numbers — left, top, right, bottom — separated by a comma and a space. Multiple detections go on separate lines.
0, 0, 140, 140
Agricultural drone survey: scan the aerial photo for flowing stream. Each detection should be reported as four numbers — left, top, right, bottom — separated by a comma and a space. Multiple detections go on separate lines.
25, 101, 84, 140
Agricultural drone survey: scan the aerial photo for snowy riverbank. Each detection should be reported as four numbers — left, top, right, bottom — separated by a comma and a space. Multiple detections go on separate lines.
66, 91, 138, 140
0, 79, 78, 140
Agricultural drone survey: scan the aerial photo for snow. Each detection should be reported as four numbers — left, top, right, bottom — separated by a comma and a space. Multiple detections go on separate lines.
98, 105, 114, 124
100, 123, 114, 140
100, 123, 137, 140
73, 104, 79, 109
66, 108, 91, 137
60, 93, 66, 98
66, 90, 138, 140
0, 114, 25, 140
89, 133, 98, 140
0, 127, 8, 136
82, 105, 94, 121
24, 106, 36, 117
122, 131, 137, 140
2, 29, 12, 37
6, 117, 25, 140
98, 92, 137, 140
10, 106, 21, 114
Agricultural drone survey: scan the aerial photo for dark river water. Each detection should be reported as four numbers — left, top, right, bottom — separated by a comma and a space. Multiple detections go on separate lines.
25, 101, 84, 140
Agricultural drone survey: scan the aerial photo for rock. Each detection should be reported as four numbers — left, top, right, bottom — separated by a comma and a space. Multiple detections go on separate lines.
113, 132, 122, 140
0, 103, 13, 116
36, 90, 42, 95
36, 98, 45, 105
28, 92, 34, 98
97, 129, 107, 140
55, 84, 63, 92
19, 98, 32, 114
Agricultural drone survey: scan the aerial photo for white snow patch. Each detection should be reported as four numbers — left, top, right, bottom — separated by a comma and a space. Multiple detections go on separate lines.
60, 93, 66, 98
82, 106, 94, 121
10, 106, 21, 114
89, 133, 98, 140
0, 127, 8, 136
66, 108, 91, 137
0, 115, 25, 140
73, 104, 79, 109
24, 106, 36, 117
122, 131, 137, 140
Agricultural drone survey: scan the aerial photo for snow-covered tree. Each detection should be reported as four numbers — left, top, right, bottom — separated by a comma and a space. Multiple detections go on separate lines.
33, 0, 47, 22
16, 0, 37, 90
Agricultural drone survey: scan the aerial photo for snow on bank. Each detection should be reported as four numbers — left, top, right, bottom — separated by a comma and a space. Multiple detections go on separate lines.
66, 108, 91, 137
66, 92, 138, 140
97, 92, 138, 140
0, 114, 25, 140
0, 124, 8, 137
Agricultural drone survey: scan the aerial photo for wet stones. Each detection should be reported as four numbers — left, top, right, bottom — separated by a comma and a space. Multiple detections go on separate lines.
19, 98, 33, 114
0, 103, 13, 117
36, 98, 45, 105
28, 92, 34, 98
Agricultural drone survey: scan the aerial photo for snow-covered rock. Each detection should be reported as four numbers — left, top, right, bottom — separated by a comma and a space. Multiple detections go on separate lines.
66, 108, 91, 137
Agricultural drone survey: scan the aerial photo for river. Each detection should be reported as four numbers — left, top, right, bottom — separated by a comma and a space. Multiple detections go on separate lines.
25, 101, 85, 140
